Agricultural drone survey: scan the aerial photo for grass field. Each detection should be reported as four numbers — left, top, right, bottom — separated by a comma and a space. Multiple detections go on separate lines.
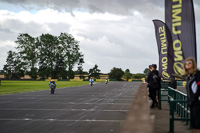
0, 80, 91, 95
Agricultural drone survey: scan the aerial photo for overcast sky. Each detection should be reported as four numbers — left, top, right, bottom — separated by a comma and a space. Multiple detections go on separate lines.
0, 0, 199, 74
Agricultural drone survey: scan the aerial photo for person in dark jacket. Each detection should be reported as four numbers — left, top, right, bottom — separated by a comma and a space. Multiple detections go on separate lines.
147, 64, 161, 108
146, 65, 153, 98
184, 57, 200, 132
145, 65, 152, 83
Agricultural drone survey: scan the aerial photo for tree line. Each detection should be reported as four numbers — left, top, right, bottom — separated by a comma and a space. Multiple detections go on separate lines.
2, 33, 146, 80
3, 33, 83, 80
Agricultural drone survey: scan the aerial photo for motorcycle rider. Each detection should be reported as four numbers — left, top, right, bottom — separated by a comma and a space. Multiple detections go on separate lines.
105, 77, 108, 84
49, 79, 56, 94
90, 77, 94, 86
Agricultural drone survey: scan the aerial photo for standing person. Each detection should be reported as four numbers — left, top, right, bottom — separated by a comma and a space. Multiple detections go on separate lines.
184, 57, 200, 133
147, 64, 161, 108
145, 65, 152, 83
146, 65, 153, 99
149, 65, 152, 72
90, 77, 94, 86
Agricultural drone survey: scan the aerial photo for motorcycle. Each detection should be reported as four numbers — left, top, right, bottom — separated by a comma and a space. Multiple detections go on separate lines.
90, 81, 93, 86
50, 84, 56, 94
105, 80, 108, 84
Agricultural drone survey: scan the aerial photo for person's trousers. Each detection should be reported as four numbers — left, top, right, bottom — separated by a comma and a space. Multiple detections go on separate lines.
149, 87, 157, 106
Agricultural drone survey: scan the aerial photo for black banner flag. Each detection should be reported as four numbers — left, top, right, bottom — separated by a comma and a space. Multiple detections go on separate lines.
153, 20, 174, 80
165, 0, 197, 78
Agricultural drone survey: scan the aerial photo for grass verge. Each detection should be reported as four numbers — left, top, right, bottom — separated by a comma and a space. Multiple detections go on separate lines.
0, 80, 90, 95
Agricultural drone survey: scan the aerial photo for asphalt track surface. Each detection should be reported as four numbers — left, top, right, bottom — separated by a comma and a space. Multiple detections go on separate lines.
0, 81, 141, 133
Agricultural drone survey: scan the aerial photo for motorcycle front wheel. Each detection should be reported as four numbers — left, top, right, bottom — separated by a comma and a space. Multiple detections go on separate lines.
51, 89, 55, 94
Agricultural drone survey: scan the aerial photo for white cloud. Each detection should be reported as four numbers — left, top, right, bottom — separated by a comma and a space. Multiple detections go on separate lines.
0, 0, 199, 73
0, 40, 16, 47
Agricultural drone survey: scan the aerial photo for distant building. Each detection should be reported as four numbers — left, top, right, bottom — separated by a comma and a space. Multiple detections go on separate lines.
0, 75, 5, 79
74, 74, 109, 80
21, 75, 31, 79
74, 74, 89, 80
0, 74, 109, 80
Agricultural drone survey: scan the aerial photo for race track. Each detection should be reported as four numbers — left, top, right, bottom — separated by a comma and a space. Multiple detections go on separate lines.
0, 81, 141, 133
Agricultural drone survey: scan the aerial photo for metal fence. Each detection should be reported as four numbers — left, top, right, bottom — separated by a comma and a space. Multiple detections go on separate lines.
158, 81, 170, 109
159, 82, 190, 133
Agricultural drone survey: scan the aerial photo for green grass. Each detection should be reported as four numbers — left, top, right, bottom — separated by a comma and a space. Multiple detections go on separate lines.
0, 80, 90, 95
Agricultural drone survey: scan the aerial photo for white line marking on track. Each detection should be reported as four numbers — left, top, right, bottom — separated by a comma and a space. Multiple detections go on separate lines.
123, 83, 128, 86
0, 102, 131, 105
0, 108, 129, 112
0, 118, 124, 123
0, 98, 133, 100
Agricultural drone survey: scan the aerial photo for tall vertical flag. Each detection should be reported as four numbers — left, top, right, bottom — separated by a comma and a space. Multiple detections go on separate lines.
153, 20, 174, 80
165, 0, 197, 78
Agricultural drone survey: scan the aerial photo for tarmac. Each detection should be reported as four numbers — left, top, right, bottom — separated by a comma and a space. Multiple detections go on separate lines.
0, 81, 193, 133
0, 81, 140, 133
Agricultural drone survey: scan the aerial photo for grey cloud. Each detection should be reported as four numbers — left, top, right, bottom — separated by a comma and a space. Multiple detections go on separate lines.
0, 26, 13, 33
0, 18, 71, 40
0, 45, 15, 70
0, 17, 71, 70
82, 48, 157, 73
78, 26, 157, 72
0, 19, 47, 41
74, 14, 159, 72
77, 16, 157, 48
46, 23, 70, 34
1, 0, 199, 17
0, 0, 164, 15
195, 0, 200, 5
1, 19, 45, 35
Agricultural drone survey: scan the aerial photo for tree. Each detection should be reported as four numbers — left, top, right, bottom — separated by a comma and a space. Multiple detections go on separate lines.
3, 32, 84, 80
3, 51, 26, 79
109, 67, 124, 81
37, 33, 59, 79
15, 33, 38, 80
59, 33, 83, 79
123, 69, 132, 81
36, 33, 83, 79
88, 64, 101, 79
143, 68, 149, 76
0, 70, 5, 75
132, 73, 145, 79
54, 55, 67, 79
77, 58, 85, 79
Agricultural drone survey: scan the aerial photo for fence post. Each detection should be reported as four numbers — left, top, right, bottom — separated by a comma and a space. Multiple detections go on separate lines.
159, 88, 162, 109
186, 106, 189, 125
168, 88, 170, 102
169, 99, 175, 133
